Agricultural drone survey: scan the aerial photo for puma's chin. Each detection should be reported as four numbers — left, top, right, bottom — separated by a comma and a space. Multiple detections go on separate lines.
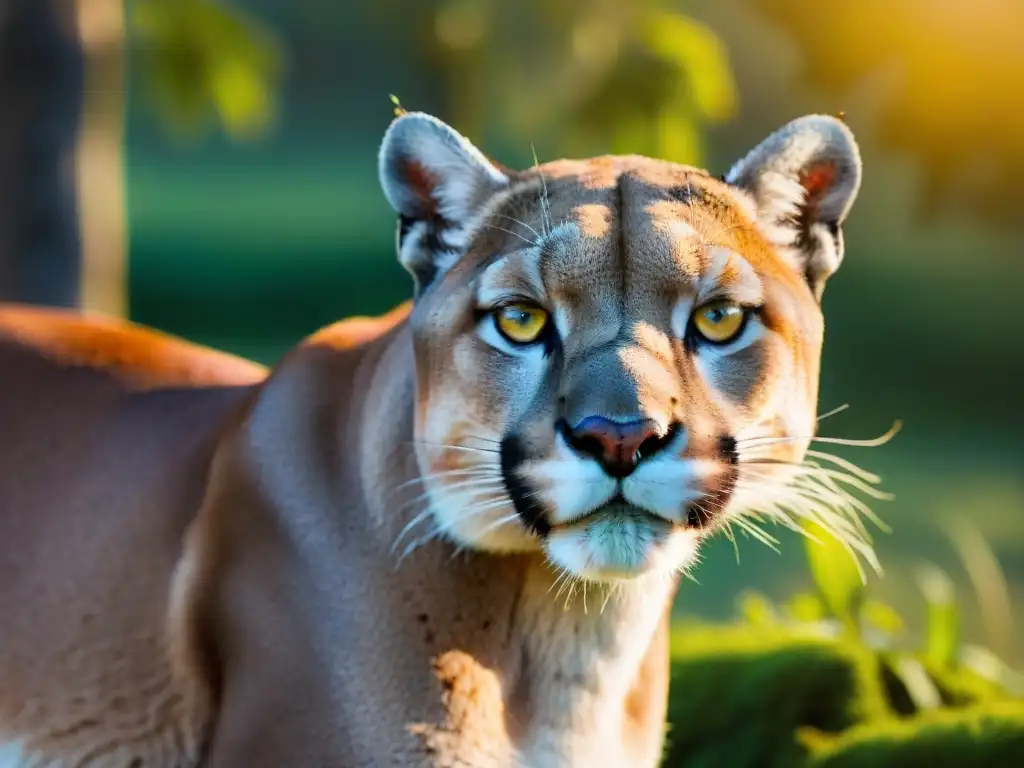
543, 502, 700, 582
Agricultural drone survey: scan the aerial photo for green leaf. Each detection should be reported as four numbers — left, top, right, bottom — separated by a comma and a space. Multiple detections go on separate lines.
803, 519, 865, 636
641, 10, 738, 122
781, 591, 827, 624
861, 599, 906, 637
370, 1, 739, 168
916, 561, 960, 670
129, 0, 283, 140
389, 93, 408, 117
737, 591, 778, 627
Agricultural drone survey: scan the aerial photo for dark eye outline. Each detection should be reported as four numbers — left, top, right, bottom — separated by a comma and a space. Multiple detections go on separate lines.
686, 300, 757, 347
491, 302, 552, 347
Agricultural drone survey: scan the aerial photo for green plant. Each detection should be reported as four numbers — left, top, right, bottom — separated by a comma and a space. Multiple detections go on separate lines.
369, 0, 736, 166
129, 0, 283, 139
663, 519, 1024, 766
803, 704, 1024, 767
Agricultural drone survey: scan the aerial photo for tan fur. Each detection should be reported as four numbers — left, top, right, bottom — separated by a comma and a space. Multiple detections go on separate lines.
0, 126, 853, 765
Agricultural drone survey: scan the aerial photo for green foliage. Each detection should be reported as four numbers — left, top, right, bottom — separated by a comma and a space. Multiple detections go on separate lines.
367, 0, 736, 165
752, 0, 1024, 226
663, 530, 1023, 766
803, 520, 866, 636
129, 0, 283, 140
916, 562, 960, 670
389, 94, 408, 118
664, 628, 890, 767
804, 705, 1024, 767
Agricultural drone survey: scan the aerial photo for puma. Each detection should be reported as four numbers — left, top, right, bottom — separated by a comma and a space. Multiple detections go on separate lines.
0, 111, 865, 766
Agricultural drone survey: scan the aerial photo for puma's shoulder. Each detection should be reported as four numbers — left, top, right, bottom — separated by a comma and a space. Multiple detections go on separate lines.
0, 304, 267, 390
302, 300, 412, 353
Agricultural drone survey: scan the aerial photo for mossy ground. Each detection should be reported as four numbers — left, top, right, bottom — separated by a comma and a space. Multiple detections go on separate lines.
663, 624, 1024, 767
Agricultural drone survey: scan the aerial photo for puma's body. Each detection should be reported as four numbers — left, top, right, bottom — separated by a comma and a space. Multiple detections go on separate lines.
0, 112, 866, 766
0, 306, 261, 765
0, 305, 668, 767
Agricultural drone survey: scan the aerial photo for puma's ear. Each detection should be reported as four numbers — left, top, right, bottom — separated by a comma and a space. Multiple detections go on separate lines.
726, 115, 862, 299
379, 112, 509, 296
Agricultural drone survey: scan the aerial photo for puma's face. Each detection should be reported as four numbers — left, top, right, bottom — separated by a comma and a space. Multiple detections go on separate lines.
380, 113, 862, 582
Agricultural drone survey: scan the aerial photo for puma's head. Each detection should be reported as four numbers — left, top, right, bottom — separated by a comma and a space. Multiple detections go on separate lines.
379, 112, 862, 583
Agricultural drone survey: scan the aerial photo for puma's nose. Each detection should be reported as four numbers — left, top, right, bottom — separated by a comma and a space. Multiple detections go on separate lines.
561, 416, 676, 478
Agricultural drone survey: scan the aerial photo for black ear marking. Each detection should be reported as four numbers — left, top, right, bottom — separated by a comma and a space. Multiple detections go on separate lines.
379, 112, 509, 297
397, 214, 416, 245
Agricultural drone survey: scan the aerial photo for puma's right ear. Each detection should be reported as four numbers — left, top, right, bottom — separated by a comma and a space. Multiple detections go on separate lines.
726, 115, 862, 300
379, 112, 509, 296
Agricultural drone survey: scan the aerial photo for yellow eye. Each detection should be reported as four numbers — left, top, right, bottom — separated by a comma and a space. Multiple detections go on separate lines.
692, 301, 747, 344
494, 303, 549, 344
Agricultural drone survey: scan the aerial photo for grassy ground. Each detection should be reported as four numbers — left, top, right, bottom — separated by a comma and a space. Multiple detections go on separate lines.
665, 621, 1024, 766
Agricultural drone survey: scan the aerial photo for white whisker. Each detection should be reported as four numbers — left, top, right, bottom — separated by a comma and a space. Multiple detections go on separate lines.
531, 143, 552, 237
738, 420, 903, 449
484, 223, 538, 247
816, 403, 850, 422
494, 213, 541, 241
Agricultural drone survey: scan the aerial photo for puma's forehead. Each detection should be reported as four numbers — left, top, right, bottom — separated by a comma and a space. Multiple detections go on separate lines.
468, 156, 805, 309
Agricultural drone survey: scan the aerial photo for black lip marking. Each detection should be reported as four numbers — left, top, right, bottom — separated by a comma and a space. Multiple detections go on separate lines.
718, 435, 738, 465
684, 489, 731, 529
499, 435, 551, 538
685, 441, 738, 528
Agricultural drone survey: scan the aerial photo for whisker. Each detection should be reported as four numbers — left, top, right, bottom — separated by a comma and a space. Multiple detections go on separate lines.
737, 462, 891, 528
685, 174, 698, 237
484, 223, 537, 247
407, 441, 501, 455
737, 459, 890, 500
720, 521, 742, 564
390, 467, 503, 494
395, 478, 507, 513
493, 213, 541, 241
731, 475, 882, 577
805, 449, 883, 484
475, 511, 523, 539
392, 481, 512, 556
737, 420, 902, 448
816, 403, 850, 422
531, 143, 552, 237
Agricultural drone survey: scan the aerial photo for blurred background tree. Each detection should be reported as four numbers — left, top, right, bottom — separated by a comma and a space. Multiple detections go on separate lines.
372, 0, 737, 165
753, 0, 1024, 227
0, 0, 280, 315
0, 0, 83, 307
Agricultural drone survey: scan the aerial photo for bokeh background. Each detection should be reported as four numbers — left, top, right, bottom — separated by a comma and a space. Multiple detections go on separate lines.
1, 0, 1022, 761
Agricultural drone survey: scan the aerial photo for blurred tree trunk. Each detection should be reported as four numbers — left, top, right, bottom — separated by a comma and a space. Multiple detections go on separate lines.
75, 0, 126, 317
0, 0, 84, 307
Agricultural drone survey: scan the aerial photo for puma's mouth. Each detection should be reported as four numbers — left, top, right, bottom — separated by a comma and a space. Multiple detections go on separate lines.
500, 433, 730, 580
542, 499, 700, 582
548, 495, 669, 532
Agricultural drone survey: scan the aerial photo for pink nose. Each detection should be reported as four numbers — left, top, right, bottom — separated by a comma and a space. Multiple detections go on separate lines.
564, 416, 672, 478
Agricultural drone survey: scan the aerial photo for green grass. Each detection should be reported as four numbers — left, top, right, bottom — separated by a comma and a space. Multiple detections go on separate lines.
664, 626, 890, 767
805, 704, 1024, 767
663, 622, 1024, 767
662, 515, 1024, 766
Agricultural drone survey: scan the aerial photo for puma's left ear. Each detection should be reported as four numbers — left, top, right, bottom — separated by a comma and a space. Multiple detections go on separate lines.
726, 115, 862, 299
379, 112, 509, 296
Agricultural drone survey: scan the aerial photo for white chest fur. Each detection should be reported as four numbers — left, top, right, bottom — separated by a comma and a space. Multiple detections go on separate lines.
512, 574, 675, 768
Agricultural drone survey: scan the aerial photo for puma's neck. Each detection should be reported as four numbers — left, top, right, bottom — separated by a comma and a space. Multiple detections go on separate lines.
347, 322, 675, 765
